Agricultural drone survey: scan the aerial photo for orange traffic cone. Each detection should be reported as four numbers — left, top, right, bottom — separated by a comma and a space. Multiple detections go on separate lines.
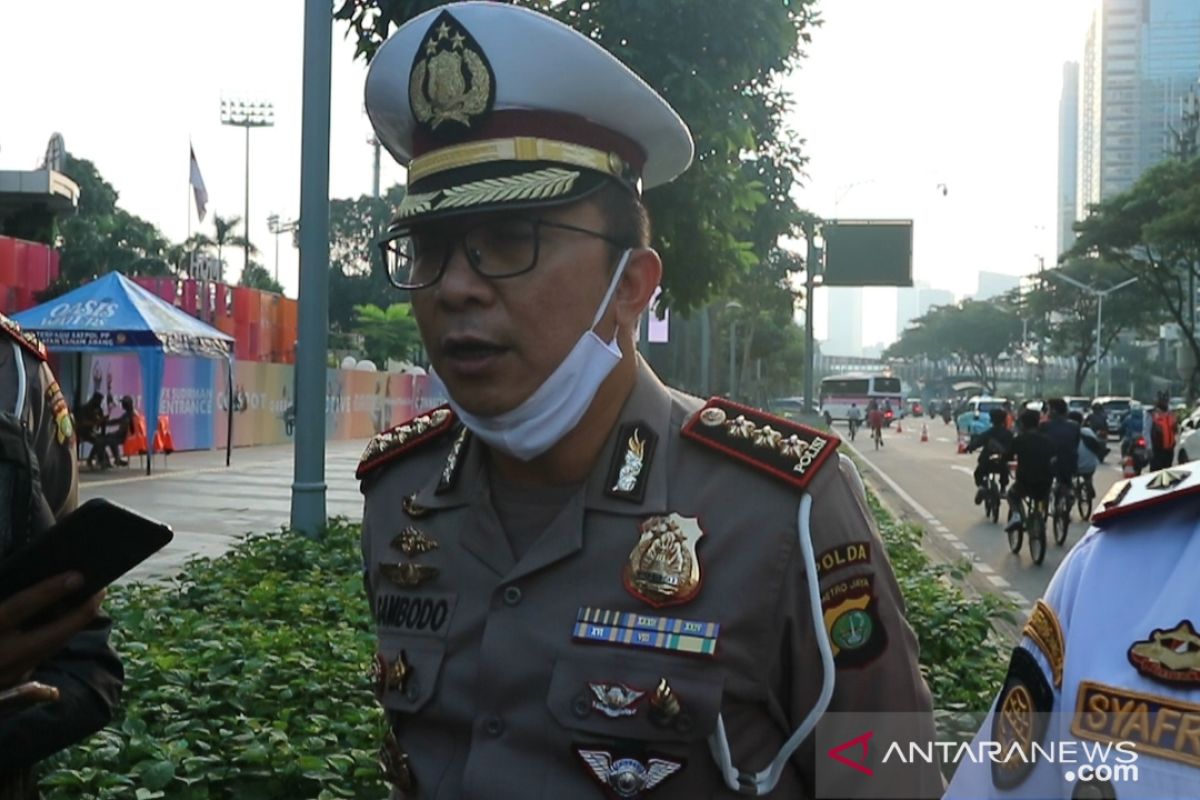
1122, 455, 1136, 479
920, 424, 929, 443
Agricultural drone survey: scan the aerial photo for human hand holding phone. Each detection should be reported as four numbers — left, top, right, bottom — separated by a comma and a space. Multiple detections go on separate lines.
0, 573, 105, 690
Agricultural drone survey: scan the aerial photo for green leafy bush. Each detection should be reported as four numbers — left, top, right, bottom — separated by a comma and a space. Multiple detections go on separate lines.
42, 498, 1012, 797
41, 519, 388, 800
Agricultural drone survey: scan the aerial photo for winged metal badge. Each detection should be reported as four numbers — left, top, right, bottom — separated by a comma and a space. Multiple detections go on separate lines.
379, 561, 439, 588
576, 749, 684, 799
589, 682, 645, 718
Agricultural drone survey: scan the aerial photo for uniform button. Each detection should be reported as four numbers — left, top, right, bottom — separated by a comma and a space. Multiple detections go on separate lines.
483, 715, 505, 737
403, 676, 420, 702
572, 693, 592, 718
502, 585, 523, 606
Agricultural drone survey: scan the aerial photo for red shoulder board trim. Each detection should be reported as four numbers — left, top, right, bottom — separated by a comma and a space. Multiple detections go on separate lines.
0, 313, 48, 362
681, 397, 840, 491
1091, 467, 1200, 525
356, 406, 456, 480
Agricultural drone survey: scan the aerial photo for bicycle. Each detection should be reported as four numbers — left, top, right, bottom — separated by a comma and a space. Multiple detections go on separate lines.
1073, 473, 1095, 520
847, 418, 859, 442
872, 425, 883, 450
1051, 478, 1072, 546
1007, 493, 1047, 565
981, 466, 1002, 524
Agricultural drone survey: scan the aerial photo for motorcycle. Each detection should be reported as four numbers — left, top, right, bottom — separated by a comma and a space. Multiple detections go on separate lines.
1121, 435, 1149, 475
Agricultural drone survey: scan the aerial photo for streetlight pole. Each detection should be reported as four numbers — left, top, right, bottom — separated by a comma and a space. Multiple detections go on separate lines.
725, 300, 742, 400
267, 213, 300, 284
221, 99, 275, 279
1046, 271, 1138, 397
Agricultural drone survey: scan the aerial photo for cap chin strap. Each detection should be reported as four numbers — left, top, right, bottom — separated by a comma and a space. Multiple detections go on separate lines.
707, 492, 836, 794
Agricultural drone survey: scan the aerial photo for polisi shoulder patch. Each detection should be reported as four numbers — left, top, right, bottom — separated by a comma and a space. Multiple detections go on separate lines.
356, 406, 457, 480
680, 398, 839, 490
0, 313, 48, 362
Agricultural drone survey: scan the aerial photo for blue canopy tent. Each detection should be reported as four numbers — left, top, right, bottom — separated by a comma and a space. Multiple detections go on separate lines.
12, 272, 235, 474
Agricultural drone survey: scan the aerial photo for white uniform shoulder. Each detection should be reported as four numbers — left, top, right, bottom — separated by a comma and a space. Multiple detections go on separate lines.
1090, 466, 1200, 526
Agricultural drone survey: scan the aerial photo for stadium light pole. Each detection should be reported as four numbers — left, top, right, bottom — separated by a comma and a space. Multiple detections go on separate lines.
1046, 271, 1138, 398
221, 99, 275, 278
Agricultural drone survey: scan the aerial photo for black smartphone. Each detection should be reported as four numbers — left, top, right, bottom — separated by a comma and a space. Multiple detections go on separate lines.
0, 498, 173, 629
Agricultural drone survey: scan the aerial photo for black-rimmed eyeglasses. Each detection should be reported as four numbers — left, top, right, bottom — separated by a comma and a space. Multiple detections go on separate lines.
378, 217, 631, 290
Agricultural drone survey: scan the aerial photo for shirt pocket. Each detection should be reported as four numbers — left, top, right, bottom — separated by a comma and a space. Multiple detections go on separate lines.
376, 632, 446, 713
374, 634, 453, 799
543, 651, 726, 799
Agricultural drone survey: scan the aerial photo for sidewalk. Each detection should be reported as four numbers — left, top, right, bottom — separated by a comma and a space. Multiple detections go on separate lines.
79, 440, 369, 585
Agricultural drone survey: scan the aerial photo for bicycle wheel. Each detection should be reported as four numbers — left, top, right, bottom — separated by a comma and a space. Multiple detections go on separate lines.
1077, 486, 1093, 520
1053, 497, 1069, 546
1029, 513, 1047, 565
1007, 516, 1023, 554
987, 489, 1000, 523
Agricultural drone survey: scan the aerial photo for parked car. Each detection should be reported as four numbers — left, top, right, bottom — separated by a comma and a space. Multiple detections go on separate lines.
1178, 425, 1200, 465
1065, 396, 1092, 415
1094, 396, 1134, 439
957, 396, 1009, 436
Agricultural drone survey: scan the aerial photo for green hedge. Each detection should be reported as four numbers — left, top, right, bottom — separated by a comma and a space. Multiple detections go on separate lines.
43, 503, 1012, 797
42, 520, 389, 800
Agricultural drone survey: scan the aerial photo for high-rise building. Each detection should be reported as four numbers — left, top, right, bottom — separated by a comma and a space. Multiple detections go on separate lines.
823, 287, 863, 357
974, 271, 1021, 302
896, 283, 955, 337
1058, 62, 1080, 257
1075, 0, 1200, 217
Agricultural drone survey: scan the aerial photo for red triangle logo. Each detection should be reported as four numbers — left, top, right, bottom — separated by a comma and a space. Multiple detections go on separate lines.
827, 731, 874, 776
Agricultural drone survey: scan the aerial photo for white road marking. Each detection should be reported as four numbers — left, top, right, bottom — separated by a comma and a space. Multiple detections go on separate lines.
844, 440, 938, 521
83, 459, 285, 487
940, 531, 959, 541
987, 575, 1011, 588
975, 562, 995, 574
936, 437, 951, 443
951, 542, 970, 551
1005, 590, 1030, 606
950, 465, 975, 477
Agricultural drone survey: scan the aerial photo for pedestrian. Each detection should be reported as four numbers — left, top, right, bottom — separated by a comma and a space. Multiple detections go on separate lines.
0, 312, 123, 798
355, 5, 940, 798
1148, 391, 1177, 471
868, 403, 886, 448
944, 460, 1200, 799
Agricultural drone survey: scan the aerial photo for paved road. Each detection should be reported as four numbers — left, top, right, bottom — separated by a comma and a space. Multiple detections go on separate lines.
79, 440, 369, 584
843, 419, 1124, 614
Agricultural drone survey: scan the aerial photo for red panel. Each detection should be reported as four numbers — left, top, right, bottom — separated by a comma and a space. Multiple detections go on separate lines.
0, 239, 17, 286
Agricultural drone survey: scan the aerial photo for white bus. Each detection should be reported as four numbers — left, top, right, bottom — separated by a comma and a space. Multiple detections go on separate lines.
819, 373, 904, 423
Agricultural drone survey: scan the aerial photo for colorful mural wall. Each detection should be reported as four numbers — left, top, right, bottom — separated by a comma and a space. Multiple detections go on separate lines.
55, 353, 444, 451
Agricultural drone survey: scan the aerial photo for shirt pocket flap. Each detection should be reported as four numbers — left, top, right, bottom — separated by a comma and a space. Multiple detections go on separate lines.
376, 634, 445, 714
547, 653, 723, 742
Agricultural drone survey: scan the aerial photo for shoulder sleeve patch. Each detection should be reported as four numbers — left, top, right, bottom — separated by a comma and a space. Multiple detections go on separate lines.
0, 313, 48, 362
1091, 467, 1200, 525
1022, 599, 1065, 689
680, 397, 840, 490
356, 406, 456, 480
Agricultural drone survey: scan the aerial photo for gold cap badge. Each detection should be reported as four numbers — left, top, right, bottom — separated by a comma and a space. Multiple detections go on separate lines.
409, 10, 495, 140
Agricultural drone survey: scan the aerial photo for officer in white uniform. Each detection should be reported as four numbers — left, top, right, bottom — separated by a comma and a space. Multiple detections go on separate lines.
944, 466, 1200, 800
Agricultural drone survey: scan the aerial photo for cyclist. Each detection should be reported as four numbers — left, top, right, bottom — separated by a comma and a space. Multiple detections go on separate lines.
1005, 409, 1056, 534
967, 407, 1013, 505
1039, 397, 1080, 510
1086, 401, 1108, 440
1069, 409, 1106, 506
846, 402, 862, 440
867, 403, 885, 449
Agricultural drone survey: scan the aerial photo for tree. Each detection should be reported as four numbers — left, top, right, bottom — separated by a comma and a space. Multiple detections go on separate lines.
42, 153, 175, 299
210, 214, 256, 272
328, 186, 408, 332
1017, 258, 1158, 395
1069, 155, 1200, 400
887, 301, 1022, 394
336, 0, 821, 314
352, 303, 423, 366
239, 260, 284, 294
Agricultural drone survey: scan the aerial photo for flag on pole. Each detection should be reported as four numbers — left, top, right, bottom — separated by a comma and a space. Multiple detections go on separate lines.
189, 145, 209, 223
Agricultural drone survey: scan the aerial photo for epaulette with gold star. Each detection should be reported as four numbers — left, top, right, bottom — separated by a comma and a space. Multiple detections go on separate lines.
681, 398, 840, 490
1091, 466, 1200, 525
356, 406, 457, 481
0, 312, 48, 362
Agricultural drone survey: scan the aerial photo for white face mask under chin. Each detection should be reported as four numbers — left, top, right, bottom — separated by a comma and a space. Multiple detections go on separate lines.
431, 248, 635, 461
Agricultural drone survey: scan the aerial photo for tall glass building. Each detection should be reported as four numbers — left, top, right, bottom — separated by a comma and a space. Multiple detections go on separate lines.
1073, 0, 1200, 218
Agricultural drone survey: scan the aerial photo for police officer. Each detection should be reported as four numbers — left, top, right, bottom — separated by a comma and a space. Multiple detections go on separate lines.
358, 4, 940, 798
944, 464, 1200, 800
0, 312, 123, 799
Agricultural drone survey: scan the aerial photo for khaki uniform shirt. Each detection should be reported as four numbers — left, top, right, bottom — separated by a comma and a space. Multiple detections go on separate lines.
360, 360, 939, 799
0, 317, 123, 797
